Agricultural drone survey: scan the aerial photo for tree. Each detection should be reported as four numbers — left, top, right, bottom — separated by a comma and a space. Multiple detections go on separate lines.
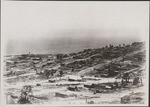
109, 44, 111, 48
61, 63, 65, 67
56, 54, 64, 60
32, 64, 38, 74
60, 70, 63, 77
51, 70, 54, 77
107, 63, 118, 77
109, 44, 113, 48
102, 47, 104, 50
71, 68, 74, 72
122, 73, 130, 83
105, 45, 108, 49
46, 71, 50, 79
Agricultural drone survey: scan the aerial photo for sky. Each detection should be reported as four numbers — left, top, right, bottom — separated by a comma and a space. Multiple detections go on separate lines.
2, 1, 149, 55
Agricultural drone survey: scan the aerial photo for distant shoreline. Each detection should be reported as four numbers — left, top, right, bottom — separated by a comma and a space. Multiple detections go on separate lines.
4, 41, 145, 57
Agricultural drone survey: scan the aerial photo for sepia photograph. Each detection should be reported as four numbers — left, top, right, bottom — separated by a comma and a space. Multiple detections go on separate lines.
1, 1, 149, 106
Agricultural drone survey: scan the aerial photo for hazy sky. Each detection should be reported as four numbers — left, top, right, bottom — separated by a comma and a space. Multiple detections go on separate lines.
2, 1, 149, 55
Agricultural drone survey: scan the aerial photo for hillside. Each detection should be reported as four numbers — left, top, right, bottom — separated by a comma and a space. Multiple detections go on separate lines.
3, 41, 146, 105
4, 41, 146, 78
